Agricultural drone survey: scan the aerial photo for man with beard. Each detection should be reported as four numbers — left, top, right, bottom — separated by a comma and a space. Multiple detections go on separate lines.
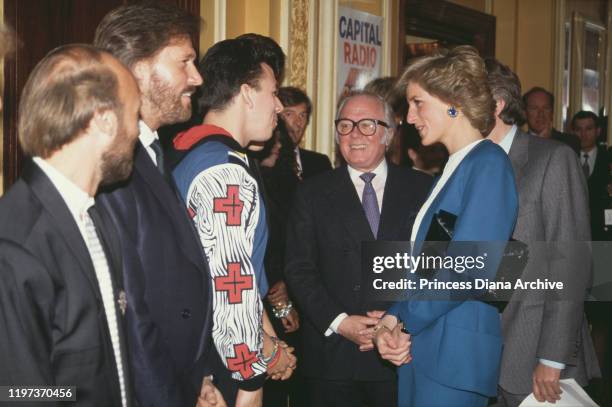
172, 36, 297, 407
94, 3, 225, 406
0, 44, 140, 406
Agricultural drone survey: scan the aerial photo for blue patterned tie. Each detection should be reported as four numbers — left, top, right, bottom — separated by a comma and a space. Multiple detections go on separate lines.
360, 172, 380, 237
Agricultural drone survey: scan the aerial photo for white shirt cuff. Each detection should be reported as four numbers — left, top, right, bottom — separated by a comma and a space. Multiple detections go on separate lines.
539, 358, 566, 370
324, 313, 348, 337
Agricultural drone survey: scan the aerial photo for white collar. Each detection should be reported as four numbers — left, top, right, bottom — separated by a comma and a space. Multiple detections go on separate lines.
32, 157, 94, 221
498, 125, 517, 154
138, 120, 159, 147
582, 146, 597, 157
347, 158, 388, 183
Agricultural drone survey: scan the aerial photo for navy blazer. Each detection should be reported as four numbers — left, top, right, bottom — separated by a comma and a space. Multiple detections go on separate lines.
388, 140, 518, 398
98, 142, 214, 406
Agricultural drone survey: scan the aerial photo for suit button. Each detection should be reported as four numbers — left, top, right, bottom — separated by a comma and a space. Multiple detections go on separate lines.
181, 309, 192, 319
353, 285, 360, 291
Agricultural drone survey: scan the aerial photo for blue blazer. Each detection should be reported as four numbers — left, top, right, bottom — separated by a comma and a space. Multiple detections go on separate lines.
388, 140, 518, 397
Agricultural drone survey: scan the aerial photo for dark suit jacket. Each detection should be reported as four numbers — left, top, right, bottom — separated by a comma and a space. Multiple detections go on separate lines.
586, 146, 610, 240
284, 163, 432, 381
98, 142, 215, 406
299, 148, 332, 179
499, 131, 600, 394
0, 162, 132, 406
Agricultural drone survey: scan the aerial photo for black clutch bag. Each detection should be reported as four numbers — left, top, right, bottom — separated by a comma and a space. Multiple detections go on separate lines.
421, 210, 529, 311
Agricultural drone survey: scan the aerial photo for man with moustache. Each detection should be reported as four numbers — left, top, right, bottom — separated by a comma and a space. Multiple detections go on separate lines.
284, 91, 431, 406
0, 44, 140, 406
486, 59, 600, 406
94, 3, 224, 406
172, 36, 296, 407
278, 86, 332, 179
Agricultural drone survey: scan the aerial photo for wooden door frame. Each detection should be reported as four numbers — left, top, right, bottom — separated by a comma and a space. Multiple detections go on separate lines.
397, 0, 496, 73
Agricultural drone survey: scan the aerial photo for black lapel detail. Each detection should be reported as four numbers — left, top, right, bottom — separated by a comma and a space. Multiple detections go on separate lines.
134, 145, 204, 271
379, 164, 412, 240
325, 166, 374, 243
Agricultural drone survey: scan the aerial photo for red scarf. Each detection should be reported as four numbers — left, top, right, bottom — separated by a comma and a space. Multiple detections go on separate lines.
173, 124, 234, 151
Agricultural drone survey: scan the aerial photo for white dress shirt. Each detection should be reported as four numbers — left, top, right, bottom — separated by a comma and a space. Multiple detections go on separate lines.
33, 157, 95, 239
33, 157, 127, 407
326, 159, 388, 336
498, 125, 517, 154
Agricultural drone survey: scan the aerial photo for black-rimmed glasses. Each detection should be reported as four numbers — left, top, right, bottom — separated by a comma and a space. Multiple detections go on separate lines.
334, 118, 390, 136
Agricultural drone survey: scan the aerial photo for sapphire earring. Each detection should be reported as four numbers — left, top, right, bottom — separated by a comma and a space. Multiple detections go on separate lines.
447, 106, 458, 118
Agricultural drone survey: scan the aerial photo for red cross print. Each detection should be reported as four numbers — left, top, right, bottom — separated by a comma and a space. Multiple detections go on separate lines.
213, 185, 244, 226
227, 343, 259, 379
214, 262, 253, 304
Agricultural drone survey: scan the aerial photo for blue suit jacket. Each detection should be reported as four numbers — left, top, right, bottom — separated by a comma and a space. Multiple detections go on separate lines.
98, 143, 215, 406
388, 140, 518, 397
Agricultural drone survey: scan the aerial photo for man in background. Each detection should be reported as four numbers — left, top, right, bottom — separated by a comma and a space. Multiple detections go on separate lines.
278, 86, 332, 178
571, 110, 612, 405
523, 86, 580, 154
571, 110, 610, 241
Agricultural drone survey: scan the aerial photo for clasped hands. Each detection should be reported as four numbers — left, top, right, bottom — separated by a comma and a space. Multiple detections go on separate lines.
264, 332, 297, 380
337, 311, 411, 365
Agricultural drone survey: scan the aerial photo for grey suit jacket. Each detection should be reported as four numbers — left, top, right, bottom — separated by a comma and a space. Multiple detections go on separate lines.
499, 130, 600, 394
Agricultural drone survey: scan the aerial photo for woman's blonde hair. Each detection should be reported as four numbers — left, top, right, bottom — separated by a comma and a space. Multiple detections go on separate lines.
399, 45, 495, 135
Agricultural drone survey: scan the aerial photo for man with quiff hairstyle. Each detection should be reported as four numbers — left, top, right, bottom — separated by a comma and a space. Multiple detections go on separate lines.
172, 34, 297, 407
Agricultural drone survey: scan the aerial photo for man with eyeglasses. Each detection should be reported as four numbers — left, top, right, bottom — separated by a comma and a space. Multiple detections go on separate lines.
523, 87, 580, 154
284, 91, 432, 406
